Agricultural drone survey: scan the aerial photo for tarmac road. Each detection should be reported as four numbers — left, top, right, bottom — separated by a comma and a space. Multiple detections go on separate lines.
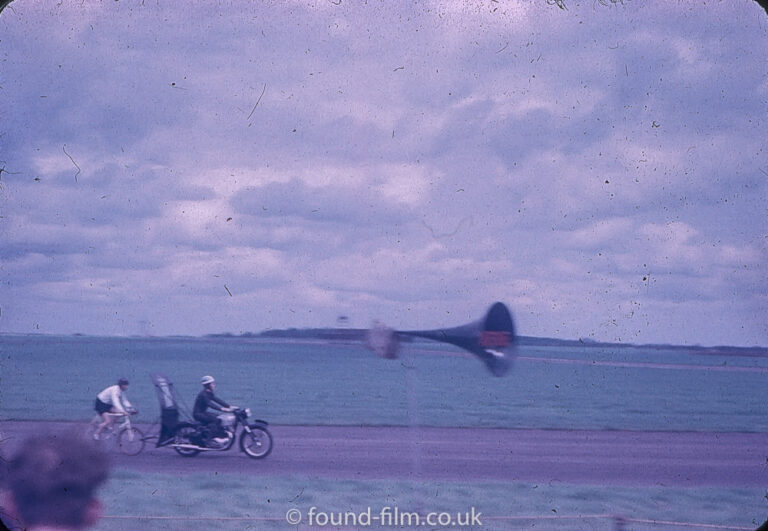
1, 421, 766, 487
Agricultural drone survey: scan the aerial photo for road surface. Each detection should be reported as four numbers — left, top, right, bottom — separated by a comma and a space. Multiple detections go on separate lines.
1, 421, 766, 487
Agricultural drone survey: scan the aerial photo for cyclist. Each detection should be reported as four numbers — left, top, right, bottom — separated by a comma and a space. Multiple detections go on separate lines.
193, 375, 235, 446
93, 377, 135, 440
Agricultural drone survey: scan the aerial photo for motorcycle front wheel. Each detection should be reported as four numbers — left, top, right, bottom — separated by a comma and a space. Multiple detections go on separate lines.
173, 424, 201, 457
239, 426, 273, 459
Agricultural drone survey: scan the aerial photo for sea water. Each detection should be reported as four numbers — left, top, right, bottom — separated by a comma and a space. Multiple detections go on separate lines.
0, 334, 765, 432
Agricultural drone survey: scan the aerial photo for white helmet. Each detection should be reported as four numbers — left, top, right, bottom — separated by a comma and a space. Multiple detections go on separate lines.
201, 375, 215, 386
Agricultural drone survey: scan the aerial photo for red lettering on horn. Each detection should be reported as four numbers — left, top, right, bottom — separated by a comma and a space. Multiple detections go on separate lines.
479, 331, 510, 348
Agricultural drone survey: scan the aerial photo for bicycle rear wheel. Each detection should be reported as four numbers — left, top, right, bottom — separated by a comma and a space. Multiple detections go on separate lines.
117, 426, 145, 456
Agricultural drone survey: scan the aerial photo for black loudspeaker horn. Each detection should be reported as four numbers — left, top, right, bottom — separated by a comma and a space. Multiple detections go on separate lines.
367, 302, 517, 377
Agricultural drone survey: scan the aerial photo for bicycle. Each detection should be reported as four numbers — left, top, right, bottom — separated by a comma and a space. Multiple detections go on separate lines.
87, 408, 146, 456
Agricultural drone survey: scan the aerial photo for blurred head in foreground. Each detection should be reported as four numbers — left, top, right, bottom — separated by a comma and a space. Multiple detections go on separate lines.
2, 432, 109, 530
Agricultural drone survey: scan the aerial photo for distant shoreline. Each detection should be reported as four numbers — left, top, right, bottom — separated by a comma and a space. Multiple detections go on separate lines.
248, 328, 768, 356
1, 329, 766, 355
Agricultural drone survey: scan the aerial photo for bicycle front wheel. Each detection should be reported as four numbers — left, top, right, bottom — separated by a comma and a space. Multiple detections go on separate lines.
117, 426, 145, 456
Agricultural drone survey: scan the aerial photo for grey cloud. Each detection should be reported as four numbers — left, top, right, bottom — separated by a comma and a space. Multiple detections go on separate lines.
3, 168, 213, 242
231, 178, 415, 226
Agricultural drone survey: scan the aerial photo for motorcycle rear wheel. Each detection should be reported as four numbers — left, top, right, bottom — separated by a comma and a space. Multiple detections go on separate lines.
173, 425, 201, 457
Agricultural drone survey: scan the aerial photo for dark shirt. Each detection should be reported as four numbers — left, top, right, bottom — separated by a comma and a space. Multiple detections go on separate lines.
193, 389, 229, 419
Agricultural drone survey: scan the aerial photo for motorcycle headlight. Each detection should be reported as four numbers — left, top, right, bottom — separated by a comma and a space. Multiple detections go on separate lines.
244, 408, 251, 418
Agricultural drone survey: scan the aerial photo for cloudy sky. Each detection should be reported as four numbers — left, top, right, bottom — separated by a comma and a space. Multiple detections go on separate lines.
0, 1, 766, 346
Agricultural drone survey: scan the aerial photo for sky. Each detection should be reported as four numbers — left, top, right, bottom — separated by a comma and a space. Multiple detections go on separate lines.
0, 0, 766, 347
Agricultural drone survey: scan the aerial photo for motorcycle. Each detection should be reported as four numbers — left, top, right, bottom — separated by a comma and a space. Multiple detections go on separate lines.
170, 407, 273, 459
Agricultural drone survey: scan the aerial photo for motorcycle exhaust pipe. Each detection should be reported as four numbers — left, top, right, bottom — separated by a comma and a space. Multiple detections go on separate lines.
171, 443, 221, 451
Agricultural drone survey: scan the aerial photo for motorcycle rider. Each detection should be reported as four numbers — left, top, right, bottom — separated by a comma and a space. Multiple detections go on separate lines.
93, 377, 135, 440
193, 375, 236, 446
